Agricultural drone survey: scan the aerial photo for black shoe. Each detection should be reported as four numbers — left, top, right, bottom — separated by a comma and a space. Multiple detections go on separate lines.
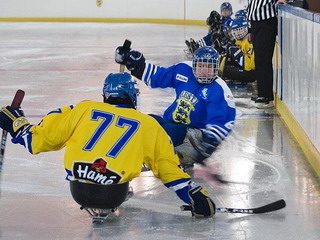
251, 96, 258, 101
254, 97, 273, 109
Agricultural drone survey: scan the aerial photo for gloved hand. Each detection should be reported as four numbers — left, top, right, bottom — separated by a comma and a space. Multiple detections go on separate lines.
227, 46, 243, 64
213, 38, 226, 55
0, 106, 30, 138
185, 128, 220, 164
188, 185, 215, 217
210, 32, 221, 43
115, 47, 145, 71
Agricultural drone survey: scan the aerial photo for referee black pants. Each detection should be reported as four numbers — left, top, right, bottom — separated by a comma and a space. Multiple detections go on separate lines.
251, 17, 277, 100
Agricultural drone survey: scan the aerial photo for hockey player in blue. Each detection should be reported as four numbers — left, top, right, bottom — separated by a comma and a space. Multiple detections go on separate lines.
186, 7, 234, 56
115, 46, 236, 166
199, 2, 233, 48
220, 2, 233, 23
185, 10, 222, 54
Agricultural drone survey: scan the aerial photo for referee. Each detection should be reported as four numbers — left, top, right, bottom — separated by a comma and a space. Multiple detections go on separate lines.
247, 0, 287, 108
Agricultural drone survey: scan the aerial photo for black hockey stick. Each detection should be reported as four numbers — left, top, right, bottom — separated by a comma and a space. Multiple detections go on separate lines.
119, 39, 132, 73
186, 130, 248, 185
206, 171, 247, 185
181, 199, 286, 214
197, 162, 251, 185
0, 90, 25, 173
186, 133, 237, 185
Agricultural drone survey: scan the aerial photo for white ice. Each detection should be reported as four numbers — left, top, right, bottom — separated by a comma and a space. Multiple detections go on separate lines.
0, 22, 319, 240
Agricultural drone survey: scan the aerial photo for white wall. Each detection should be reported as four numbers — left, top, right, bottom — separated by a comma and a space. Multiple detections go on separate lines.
277, 5, 320, 153
0, 0, 246, 21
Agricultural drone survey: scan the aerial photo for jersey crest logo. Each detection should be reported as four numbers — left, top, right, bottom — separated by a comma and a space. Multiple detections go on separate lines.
73, 158, 122, 185
172, 91, 197, 124
176, 74, 188, 82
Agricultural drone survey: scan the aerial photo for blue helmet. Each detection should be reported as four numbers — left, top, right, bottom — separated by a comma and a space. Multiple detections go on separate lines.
223, 18, 234, 40
103, 72, 139, 109
230, 18, 249, 40
192, 46, 220, 84
220, 2, 233, 17
235, 9, 247, 19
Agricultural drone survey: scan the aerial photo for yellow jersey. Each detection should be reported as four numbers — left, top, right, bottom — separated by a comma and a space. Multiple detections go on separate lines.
235, 39, 255, 71
26, 101, 190, 187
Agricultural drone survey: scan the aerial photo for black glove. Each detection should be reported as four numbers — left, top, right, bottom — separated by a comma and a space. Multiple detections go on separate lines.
188, 185, 215, 218
228, 46, 243, 64
210, 32, 221, 43
0, 106, 29, 138
115, 47, 145, 71
213, 38, 226, 55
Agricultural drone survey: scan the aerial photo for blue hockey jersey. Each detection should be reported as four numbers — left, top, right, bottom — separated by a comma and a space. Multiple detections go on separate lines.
141, 61, 236, 142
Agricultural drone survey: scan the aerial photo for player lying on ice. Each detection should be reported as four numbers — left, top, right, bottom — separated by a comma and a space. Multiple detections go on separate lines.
0, 73, 216, 222
115, 45, 236, 167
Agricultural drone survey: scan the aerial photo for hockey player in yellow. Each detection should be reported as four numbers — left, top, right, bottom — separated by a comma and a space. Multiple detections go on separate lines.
221, 17, 256, 83
0, 73, 215, 220
234, 38, 255, 72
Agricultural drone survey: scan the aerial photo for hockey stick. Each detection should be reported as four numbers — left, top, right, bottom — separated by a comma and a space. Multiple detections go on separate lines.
119, 39, 132, 73
186, 132, 236, 185
0, 90, 25, 173
202, 168, 246, 185
195, 161, 250, 185
181, 199, 286, 214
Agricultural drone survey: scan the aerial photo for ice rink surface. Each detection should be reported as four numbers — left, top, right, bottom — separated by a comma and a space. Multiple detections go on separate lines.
0, 22, 319, 240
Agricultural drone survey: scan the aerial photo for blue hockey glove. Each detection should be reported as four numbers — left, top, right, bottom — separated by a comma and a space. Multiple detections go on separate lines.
0, 106, 30, 138
115, 47, 145, 71
188, 185, 215, 218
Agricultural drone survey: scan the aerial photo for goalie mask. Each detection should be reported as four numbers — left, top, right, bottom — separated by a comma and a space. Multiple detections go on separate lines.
192, 46, 220, 84
230, 18, 249, 41
103, 72, 139, 109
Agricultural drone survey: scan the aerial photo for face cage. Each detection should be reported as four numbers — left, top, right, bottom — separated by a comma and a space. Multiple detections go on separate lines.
192, 58, 219, 84
231, 26, 248, 40
223, 28, 234, 41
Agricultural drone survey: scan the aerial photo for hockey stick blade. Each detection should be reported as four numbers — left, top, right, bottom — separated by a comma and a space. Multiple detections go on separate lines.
197, 161, 245, 185
186, 133, 239, 185
181, 199, 286, 214
209, 173, 250, 185
119, 39, 132, 73
0, 90, 25, 171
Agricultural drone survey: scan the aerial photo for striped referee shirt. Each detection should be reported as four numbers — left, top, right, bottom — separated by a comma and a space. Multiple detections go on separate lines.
247, 0, 277, 21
